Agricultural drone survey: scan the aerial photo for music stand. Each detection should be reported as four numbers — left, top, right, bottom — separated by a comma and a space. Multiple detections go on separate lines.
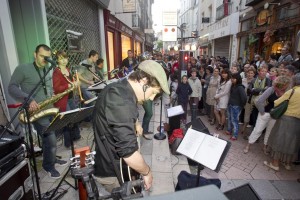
44, 106, 94, 199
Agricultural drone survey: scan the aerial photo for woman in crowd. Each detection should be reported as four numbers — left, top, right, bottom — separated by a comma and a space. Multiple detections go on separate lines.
240, 67, 256, 134
206, 67, 220, 125
214, 68, 232, 130
225, 73, 247, 140
52, 51, 81, 148
264, 73, 300, 171
248, 66, 272, 127
202, 66, 213, 116
244, 76, 291, 154
188, 68, 202, 111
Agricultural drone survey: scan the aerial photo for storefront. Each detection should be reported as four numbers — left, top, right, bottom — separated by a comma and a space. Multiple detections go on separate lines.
237, 1, 300, 62
200, 12, 239, 64
104, 10, 144, 73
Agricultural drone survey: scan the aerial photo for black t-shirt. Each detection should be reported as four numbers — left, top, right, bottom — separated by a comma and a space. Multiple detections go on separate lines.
93, 79, 139, 177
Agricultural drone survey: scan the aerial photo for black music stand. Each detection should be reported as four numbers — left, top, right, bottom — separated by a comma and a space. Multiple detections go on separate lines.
44, 106, 94, 199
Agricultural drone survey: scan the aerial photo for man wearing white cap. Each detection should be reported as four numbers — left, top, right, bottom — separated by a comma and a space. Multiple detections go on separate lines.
92, 60, 170, 192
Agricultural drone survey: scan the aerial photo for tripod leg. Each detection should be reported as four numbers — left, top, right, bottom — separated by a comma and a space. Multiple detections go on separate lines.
49, 166, 77, 199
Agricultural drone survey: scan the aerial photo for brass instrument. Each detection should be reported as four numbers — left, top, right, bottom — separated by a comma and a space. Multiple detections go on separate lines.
18, 79, 75, 123
75, 70, 84, 102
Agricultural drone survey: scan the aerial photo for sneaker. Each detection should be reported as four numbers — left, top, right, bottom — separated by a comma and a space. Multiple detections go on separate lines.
246, 125, 252, 128
55, 159, 68, 167
263, 161, 279, 171
44, 168, 61, 179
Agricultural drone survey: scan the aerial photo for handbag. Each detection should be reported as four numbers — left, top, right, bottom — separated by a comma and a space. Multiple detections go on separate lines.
270, 89, 295, 119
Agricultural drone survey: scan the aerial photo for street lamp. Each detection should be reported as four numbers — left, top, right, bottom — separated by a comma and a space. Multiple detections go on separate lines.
178, 23, 187, 50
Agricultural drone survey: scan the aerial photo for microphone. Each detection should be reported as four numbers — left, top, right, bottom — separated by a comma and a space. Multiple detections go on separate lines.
44, 56, 57, 66
81, 63, 93, 68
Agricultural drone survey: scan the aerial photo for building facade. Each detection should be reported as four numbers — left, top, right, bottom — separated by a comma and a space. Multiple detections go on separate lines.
237, 0, 300, 63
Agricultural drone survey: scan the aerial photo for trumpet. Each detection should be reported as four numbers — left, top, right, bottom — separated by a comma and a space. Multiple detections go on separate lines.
75, 70, 84, 102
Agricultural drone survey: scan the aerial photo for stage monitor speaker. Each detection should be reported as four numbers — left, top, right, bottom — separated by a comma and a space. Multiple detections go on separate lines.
185, 118, 210, 135
224, 183, 262, 200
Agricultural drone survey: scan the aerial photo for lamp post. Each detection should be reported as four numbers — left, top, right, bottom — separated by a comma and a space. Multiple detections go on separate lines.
178, 23, 187, 50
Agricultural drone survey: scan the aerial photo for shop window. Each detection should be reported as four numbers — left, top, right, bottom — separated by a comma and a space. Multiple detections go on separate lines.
276, 4, 299, 20
121, 35, 131, 60
107, 31, 115, 71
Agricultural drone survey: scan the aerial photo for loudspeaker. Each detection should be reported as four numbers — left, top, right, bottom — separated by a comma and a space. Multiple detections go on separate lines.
185, 118, 210, 135
224, 183, 261, 200
0, 160, 34, 200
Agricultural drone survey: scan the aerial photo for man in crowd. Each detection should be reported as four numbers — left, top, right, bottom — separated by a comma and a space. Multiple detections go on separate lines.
120, 50, 138, 76
78, 50, 100, 102
8, 44, 67, 179
278, 47, 293, 63
92, 60, 170, 192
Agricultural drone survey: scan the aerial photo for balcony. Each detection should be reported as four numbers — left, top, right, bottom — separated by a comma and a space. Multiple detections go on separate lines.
216, 2, 233, 20
245, 0, 261, 7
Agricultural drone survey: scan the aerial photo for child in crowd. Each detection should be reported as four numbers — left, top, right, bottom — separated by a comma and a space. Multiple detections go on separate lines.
176, 75, 193, 124
225, 73, 247, 140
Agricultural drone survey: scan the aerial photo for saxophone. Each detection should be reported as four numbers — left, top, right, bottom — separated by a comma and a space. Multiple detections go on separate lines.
18, 83, 75, 123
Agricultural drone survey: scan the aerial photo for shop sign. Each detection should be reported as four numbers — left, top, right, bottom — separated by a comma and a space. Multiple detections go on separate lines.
66, 30, 83, 52
256, 10, 269, 26
120, 24, 133, 36
122, 0, 136, 13
199, 35, 209, 46
162, 11, 177, 26
162, 26, 177, 41
108, 15, 117, 28
204, 12, 239, 40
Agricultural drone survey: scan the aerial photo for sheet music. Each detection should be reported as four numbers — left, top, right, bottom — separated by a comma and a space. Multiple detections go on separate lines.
177, 128, 227, 171
176, 128, 206, 158
59, 106, 93, 115
194, 135, 227, 170
167, 105, 184, 117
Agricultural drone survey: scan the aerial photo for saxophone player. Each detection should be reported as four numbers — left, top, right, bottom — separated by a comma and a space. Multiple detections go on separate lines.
52, 51, 82, 149
8, 44, 67, 179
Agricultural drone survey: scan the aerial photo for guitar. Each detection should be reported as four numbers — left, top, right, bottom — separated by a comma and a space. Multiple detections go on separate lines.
72, 146, 93, 200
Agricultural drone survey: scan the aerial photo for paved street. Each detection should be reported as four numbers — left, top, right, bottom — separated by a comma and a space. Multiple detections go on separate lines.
36, 101, 300, 199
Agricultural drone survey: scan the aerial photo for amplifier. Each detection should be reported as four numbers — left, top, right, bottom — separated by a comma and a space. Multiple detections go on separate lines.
0, 160, 34, 200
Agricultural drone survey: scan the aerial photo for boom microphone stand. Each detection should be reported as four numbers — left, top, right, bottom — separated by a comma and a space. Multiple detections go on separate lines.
154, 96, 166, 140
0, 61, 56, 200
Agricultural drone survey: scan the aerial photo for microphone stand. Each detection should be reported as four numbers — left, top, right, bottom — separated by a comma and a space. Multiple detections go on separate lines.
0, 62, 56, 200
154, 96, 166, 140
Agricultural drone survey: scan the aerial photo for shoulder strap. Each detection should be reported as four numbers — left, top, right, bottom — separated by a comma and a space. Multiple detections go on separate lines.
287, 89, 295, 100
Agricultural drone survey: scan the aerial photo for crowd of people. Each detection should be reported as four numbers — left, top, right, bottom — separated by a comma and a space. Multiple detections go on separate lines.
165, 49, 300, 172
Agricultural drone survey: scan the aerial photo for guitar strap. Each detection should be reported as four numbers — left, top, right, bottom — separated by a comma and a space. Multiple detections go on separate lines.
93, 125, 123, 185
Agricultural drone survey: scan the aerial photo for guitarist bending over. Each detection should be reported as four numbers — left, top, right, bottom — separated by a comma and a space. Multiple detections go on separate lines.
92, 60, 170, 192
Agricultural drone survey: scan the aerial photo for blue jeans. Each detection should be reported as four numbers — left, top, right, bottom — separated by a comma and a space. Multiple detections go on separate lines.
63, 99, 81, 147
33, 117, 57, 171
142, 100, 153, 133
227, 105, 242, 138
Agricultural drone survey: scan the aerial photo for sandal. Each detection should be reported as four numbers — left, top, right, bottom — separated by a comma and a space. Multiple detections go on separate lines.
264, 161, 279, 171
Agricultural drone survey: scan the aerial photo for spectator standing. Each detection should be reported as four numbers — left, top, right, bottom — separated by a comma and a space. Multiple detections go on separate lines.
188, 68, 202, 112
244, 76, 291, 154
278, 47, 293, 63
206, 68, 220, 125
176, 75, 193, 124
225, 73, 247, 140
214, 68, 232, 130
264, 74, 300, 171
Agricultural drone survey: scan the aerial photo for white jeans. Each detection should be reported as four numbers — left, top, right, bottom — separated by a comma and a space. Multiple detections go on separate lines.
248, 112, 276, 145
